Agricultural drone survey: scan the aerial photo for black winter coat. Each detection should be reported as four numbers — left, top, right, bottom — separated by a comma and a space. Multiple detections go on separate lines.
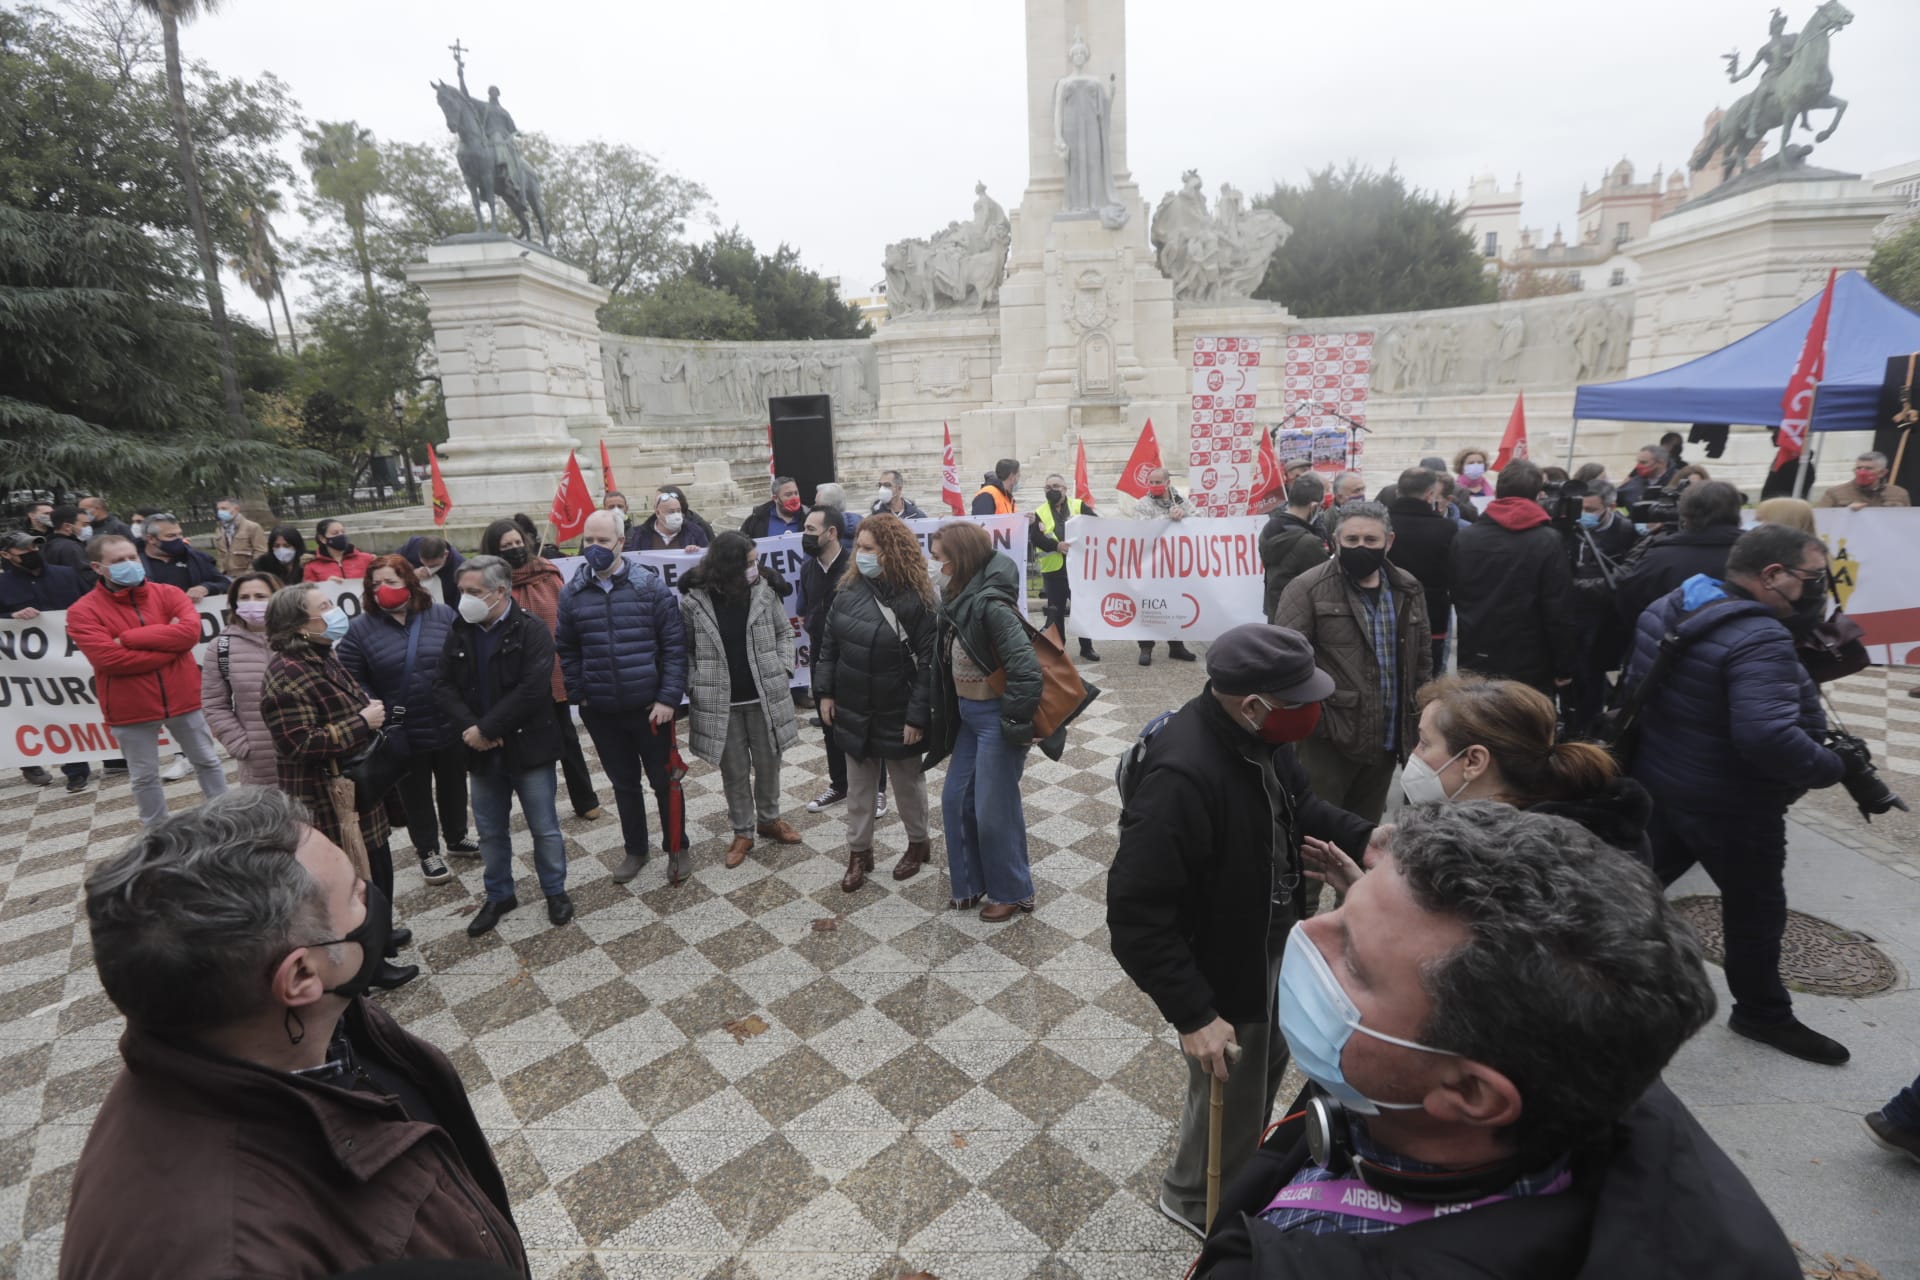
1449, 504, 1576, 693
0, 564, 86, 616
1611, 525, 1739, 631
1259, 512, 1328, 620
815, 575, 936, 760
1383, 497, 1457, 634
434, 603, 562, 776
139, 546, 230, 597
799, 547, 850, 660
1108, 693, 1373, 1033
1195, 1082, 1798, 1280
1528, 777, 1654, 863
335, 603, 460, 752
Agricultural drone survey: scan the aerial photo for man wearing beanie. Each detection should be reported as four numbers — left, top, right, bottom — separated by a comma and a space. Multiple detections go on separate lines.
1107, 623, 1375, 1239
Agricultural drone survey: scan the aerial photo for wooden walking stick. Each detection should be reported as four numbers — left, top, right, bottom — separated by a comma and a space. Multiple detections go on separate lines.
1205, 1042, 1244, 1234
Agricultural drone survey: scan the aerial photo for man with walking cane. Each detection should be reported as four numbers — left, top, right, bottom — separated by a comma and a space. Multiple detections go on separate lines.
1107, 624, 1373, 1240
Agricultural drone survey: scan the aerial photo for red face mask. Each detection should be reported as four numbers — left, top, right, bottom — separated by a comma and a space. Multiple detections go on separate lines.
373, 583, 412, 610
780, 495, 802, 514
1855, 468, 1881, 489
1250, 696, 1322, 744
1148, 484, 1168, 497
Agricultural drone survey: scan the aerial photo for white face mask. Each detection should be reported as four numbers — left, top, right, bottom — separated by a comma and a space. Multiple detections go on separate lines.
77, 525, 93, 542
660, 512, 684, 533
877, 485, 893, 502
130, 522, 145, 541
1400, 747, 1471, 806
273, 546, 296, 564
458, 592, 494, 624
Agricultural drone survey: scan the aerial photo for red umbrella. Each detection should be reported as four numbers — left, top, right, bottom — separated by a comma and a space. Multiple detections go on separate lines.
659, 720, 690, 886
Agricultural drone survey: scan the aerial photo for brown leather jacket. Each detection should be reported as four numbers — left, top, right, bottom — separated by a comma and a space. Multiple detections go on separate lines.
1272, 557, 1433, 764
60, 998, 527, 1280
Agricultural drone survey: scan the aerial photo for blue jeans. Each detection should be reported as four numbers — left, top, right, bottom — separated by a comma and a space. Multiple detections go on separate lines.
1885, 1072, 1920, 1132
470, 763, 568, 902
942, 696, 1034, 905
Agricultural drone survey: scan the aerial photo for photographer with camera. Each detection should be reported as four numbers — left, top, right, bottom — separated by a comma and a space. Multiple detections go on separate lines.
1625, 523, 1852, 1065
1611, 480, 1743, 635
1617, 442, 1676, 509
1564, 481, 1640, 735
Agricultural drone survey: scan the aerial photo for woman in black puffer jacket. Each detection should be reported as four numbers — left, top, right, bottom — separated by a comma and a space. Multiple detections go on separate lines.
815, 513, 937, 892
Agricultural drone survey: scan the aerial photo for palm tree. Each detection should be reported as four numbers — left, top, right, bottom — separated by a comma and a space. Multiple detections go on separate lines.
301, 121, 383, 320
234, 203, 297, 354
134, 0, 252, 448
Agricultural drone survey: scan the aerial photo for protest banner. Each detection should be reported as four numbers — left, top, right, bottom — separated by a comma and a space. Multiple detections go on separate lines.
1062, 515, 1264, 641
1282, 331, 1373, 473
0, 514, 1031, 768
1187, 337, 1262, 514
1813, 508, 1920, 664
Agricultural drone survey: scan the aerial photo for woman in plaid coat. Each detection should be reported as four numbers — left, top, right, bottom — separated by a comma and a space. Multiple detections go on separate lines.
259, 583, 401, 917
680, 532, 800, 868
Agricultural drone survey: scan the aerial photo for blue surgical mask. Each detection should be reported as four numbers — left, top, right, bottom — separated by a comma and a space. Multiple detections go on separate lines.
855, 551, 882, 579
320, 606, 350, 644
106, 559, 146, 589
1577, 513, 1601, 530
216, 509, 235, 523
1276, 924, 1450, 1116
582, 543, 617, 573
1633, 522, 1651, 536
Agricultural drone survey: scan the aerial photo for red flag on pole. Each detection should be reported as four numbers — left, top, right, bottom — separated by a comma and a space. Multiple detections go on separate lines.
941, 422, 964, 515
598, 439, 618, 497
1115, 419, 1163, 498
1073, 436, 1095, 506
549, 451, 595, 542
1492, 392, 1530, 471
1774, 268, 1837, 472
1246, 428, 1285, 513
427, 444, 453, 527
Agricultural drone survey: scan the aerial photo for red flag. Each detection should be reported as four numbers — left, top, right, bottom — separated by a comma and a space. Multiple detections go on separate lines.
1115, 419, 1163, 498
549, 451, 595, 542
1492, 393, 1529, 471
1774, 268, 1837, 472
1073, 436, 1095, 506
598, 439, 618, 497
1246, 428, 1285, 513
941, 422, 964, 515
427, 444, 453, 527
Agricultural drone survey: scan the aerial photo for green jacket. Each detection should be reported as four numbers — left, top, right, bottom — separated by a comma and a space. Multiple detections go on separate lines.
923, 552, 1043, 768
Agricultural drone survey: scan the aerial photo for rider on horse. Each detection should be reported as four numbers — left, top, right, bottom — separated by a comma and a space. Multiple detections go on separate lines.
1725, 9, 1798, 141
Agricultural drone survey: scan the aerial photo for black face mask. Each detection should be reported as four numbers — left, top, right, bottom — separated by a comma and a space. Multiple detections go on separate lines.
1045, 488, 1065, 504
1338, 544, 1387, 581
312, 881, 394, 1000
326, 534, 352, 553
13, 551, 44, 573
160, 538, 191, 558
501, 545, 531, 568
800, 533, 824, 557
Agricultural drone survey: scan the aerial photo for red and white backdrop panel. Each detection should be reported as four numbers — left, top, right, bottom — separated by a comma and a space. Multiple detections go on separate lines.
1281, 331, 1373, 474
1187, 336, 1264, 515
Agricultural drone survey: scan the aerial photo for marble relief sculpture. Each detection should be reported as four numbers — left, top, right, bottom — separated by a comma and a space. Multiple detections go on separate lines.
1052, 30, 1128, 229
1151, 172, 1291, 303
882, 183, 1011, 316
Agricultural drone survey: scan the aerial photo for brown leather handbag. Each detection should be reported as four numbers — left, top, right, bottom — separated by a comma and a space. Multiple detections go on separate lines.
986, 614, 1101, 749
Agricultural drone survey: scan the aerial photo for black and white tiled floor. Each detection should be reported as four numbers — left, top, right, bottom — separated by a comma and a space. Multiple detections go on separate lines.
3, 658, 1915, 1278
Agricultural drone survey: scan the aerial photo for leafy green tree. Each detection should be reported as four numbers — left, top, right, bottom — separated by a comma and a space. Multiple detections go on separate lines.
1253, 164, 1494, 318
521, 136, 711, 296
622, 227, 869, 341
1867, 221, 1920, 314
1497, 266, 1582, 301
602, 277, 757, 340
302, 121, 383, 318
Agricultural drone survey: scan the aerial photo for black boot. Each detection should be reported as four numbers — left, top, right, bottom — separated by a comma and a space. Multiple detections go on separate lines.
1078, 639, 1100, 661
1167, 641, 1197, 662
1138, 642, 1153, 667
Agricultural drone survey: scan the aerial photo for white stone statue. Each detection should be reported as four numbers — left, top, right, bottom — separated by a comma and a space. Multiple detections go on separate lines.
1151, 172, 1290, 303
881, 183, 1011, 316
1053, 30, 1128, 229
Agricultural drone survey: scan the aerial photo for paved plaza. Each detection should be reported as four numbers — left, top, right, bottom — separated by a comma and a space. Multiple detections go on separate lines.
1, 657, 1917, 1279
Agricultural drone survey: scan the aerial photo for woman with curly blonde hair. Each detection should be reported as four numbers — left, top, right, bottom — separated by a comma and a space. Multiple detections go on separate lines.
814, 513, 939, 891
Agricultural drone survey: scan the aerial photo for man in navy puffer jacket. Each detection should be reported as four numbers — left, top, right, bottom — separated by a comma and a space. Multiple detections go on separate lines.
1626, 523, 1848, 1066
556, 512, 689, 884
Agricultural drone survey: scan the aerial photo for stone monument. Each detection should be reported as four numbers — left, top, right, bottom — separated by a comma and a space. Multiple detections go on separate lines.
1151, 172, 1293, 303
431, 40, 551, 246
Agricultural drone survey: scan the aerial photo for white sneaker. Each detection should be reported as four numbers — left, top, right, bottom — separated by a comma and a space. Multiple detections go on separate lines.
1157, 1191, 1205, 1241
875, 791, 889, 818
160, 757, 193, 781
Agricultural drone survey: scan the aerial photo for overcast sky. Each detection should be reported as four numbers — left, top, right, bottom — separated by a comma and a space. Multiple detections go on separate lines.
173, 0, 1916, 303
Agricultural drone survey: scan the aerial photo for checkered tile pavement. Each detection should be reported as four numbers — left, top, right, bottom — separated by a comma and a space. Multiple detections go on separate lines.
0, 652, 1228, 1279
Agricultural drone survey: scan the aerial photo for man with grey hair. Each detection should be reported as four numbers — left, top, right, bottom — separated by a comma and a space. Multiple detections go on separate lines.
1617, 441, 1675, 509
62, 788, 527, 1278
1132, 466, 1198, 665
1329, 470, 1368, 508
137, 510, 229, 600
1196, 803, 1796, 1278
812, 481, 860, 537
1817, 450, 1911, 510
1275, 500, 1431, 821
437, 553, 573, 935
871, 468, 927, 519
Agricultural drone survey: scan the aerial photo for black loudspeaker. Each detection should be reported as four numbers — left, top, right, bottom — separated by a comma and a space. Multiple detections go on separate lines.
769, 395, 835, 505
1874, 354, 1920, 494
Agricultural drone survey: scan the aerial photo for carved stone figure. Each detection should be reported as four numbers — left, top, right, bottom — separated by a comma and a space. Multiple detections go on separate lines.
1052, 30, 1128, 229
882, 183, 1011, 317
1151, 172, 1291, 303
1690, 2, 1852, 182
616, 347, 640, 412
1565, 303, 1615, 382
431, 41, 550, 244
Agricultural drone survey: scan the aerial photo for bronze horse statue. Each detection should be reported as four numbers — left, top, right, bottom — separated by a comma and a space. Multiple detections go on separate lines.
1691, 0, 1853, 181
432, 79, 550, 246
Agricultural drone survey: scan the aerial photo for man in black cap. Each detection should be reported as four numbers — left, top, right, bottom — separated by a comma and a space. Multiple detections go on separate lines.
1108, 623, 1375, 1239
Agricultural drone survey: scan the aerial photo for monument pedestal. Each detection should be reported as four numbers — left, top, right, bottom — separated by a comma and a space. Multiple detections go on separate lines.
405, 234, 613, 516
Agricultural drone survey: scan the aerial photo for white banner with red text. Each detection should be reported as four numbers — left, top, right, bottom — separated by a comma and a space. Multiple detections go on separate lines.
1813, 507, 1920, 665
1062, 515, 1265, 640
0, 514, 1028, 767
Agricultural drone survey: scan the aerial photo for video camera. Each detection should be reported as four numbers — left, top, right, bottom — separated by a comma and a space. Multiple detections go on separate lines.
1541, 477, 1590, 529
1627, 485, 1682, 527
1825, 729, 1910, 821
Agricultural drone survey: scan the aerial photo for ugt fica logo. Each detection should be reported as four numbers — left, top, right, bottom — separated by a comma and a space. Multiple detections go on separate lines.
1101, 594, 1137, 627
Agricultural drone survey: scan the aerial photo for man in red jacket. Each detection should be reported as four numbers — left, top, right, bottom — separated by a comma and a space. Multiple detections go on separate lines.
66, 534, 230, 826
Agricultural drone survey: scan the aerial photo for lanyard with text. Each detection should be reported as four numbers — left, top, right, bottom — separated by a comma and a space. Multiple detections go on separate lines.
1262, 1168, 1573, 1228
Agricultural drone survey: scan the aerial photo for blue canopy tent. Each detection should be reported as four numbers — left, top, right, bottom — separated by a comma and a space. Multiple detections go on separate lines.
1571, 270, 1920, 446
